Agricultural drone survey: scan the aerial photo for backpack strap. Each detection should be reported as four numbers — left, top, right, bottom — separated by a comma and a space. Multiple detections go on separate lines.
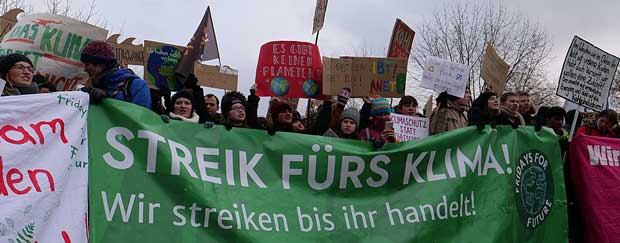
110, 77, 136, 102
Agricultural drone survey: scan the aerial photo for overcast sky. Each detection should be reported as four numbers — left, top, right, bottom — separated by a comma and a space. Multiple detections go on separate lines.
30, 0, 620, 113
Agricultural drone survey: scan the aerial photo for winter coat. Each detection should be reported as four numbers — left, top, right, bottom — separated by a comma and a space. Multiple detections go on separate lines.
429, 100, 468, 135
97, 68, 152, 109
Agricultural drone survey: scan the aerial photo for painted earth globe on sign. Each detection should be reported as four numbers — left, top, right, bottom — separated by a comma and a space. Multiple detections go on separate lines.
270, 77, 290, 96
302, 79, 320, 98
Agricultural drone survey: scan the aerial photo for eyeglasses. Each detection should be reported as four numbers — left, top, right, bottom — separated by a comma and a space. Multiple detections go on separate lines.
231, 106, 245, 111
11, 65, 34, 73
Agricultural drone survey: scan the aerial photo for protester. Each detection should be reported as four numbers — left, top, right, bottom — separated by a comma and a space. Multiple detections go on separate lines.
518, 91, 537, 125
269, 100, 295, 132
361, 98, 397, 145
221, 91, 248, 128
324, 108, 361, 140
163, 90, 200, 123
33, 74, 56, 93
204, 93, 224, 124
80, 40, 151, 108
396, 95, 424, 117
0, 53, 37, 96
576, 109, 619, 138
429, 89, 470, 135
498, 92, 525, 126
291, 111, 306, 133
468, 91, 501, 126
544, 106, 568, 140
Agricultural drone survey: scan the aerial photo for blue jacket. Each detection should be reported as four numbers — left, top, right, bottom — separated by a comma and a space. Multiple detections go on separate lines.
101, 68, 152, 109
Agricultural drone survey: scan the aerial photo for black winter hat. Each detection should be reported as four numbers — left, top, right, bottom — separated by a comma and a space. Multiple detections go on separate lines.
168, 90, 195, 113
0, 53, 33, 79
221, 91, 247, 115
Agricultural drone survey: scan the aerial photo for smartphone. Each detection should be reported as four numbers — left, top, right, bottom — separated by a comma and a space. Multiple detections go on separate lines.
385, 121, 393, 130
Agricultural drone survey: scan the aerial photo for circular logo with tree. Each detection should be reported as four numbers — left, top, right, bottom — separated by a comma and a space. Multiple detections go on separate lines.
514, 151, 554, 229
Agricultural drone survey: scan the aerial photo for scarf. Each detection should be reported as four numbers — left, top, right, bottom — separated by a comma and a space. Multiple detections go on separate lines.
169, 112, 200, 123
2, 82, 38, 96
500, 105, 525, 125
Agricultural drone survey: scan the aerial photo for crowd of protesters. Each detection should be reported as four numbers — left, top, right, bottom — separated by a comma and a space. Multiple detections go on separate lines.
2, 40, 619, 146
1, 38, 618, 243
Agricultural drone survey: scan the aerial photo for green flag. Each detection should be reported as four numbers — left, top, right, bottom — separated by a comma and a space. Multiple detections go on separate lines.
88, 99, 568, 242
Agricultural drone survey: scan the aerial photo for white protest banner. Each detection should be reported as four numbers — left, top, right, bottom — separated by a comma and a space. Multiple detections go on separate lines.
0, 13, 108, 91
556, 36, 620, 111
391, 113, 429, 141
0, 92, 89, 243
421, 56, 469, 98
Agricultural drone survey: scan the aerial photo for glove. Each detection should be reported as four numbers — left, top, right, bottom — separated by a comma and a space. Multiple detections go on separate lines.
203, 121, 215, 129
81, 87, 107, 105
371, 137, 385, 149
337, 87, 351, 107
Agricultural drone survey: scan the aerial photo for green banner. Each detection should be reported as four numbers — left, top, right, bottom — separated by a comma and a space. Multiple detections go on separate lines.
88, 99, 568, 242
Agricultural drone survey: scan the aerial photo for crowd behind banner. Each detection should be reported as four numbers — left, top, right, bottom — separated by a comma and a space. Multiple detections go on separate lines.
0, 34, 619, 242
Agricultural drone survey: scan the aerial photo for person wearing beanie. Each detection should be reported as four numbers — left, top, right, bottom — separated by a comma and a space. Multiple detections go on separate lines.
361, 97, 397, 144
80, 40, 151, 108
269, 100, 295, 132
164, 90, 200, 123
33, 74, 56, 93
468, 91, 501, 126
429, 88, 470, 135
0, 53, 38, 96
324, 107, 361, 140
221, 91, 248, 128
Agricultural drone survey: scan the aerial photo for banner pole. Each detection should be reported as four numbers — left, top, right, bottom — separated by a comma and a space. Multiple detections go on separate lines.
568, 109, 580, 142
305, 30, 321, 126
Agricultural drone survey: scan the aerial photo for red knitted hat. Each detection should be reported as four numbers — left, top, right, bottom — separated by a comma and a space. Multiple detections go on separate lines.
80, 40, 117, 66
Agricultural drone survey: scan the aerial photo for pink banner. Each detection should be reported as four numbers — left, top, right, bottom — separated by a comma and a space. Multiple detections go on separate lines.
569, 135, 620, 243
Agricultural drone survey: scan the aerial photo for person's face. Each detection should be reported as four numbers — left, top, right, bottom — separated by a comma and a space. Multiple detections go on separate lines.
292, 120, 305, 132
83, 62, 105, 78
7, 61, 34, 85
400, 103, 417, 116
204, 97, 218, 114
340, 118, 357, 135
503, 95, 519, 112
228, 104, 246, 123
487, 96, 500, 111
519, 96, 531, 112
173, 97, 193, 119
546, 116, 564, 129
597, 116, 612, 132
277, 110, 293, 124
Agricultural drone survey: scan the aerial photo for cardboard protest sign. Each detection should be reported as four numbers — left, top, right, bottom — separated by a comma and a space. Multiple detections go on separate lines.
322, 57, 352, 96
194, 63, 238, 91
391, 113, 429, 141
312, 0, 328, 34
0, 13, 108, 91
569, 135, 620, 243
144, 40, 186, 90
0, 92, 89, 243
106, 34, 144, 66
0, 9, 22, 41
481, 43, 510, 95
421, 57, 469, 98
89, 99, 568, 242
556, 36, 620, 111
387, 19, 415, 59
255, 41, 323, 98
